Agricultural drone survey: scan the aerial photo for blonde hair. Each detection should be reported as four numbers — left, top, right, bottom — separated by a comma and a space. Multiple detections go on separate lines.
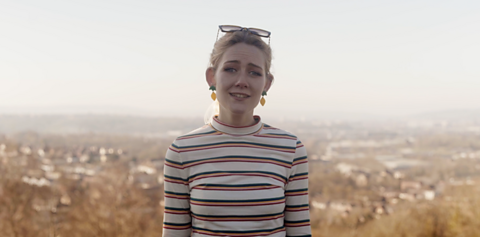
210, 30, 273, 75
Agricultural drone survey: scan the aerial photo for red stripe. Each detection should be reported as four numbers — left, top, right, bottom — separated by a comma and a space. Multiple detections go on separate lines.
285, 193, 308, 196
169, 147, 180, 153
289, 176, 308, 182
164, 195, 190, 200
285, 208, 309, 212
164, 211, 190, 215
191, 200, 285, 207
293, 160, 308, 166
163, 226, 191, 230
165, 163, 183, 169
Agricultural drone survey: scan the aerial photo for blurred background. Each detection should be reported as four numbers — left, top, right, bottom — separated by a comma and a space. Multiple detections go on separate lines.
1, 0, 479, 236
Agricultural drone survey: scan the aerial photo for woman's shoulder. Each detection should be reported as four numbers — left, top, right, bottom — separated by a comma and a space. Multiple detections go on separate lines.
260, 123, 306, 157
171, 124, 216, 144
260, 123, 301, 141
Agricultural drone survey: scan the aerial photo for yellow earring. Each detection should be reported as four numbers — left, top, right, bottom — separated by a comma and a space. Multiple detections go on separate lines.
260, 91, 267, 106
209, 85, 216, 101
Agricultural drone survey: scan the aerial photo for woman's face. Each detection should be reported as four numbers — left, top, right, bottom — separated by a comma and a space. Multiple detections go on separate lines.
207, 43, 271, 119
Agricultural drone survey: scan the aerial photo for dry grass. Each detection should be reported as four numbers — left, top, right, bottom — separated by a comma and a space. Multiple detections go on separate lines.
311, 185, 480, 237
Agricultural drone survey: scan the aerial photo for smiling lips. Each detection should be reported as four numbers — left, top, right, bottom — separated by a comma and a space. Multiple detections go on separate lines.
230, 93, 250, 98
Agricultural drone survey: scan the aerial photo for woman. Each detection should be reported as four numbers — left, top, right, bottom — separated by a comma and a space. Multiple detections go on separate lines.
163, 25, 311, 237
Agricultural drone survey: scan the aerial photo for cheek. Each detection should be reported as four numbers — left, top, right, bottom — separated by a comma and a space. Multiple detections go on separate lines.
253, 80, 267, 92
215, 74, 231, 89
217, 82, 231, 93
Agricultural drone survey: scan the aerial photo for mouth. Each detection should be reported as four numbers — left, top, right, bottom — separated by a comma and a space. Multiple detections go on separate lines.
229, 93, 250, 98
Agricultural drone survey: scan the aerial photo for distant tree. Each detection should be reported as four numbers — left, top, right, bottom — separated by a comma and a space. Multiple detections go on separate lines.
58, 163, 163, 237
0, 172, 53, 237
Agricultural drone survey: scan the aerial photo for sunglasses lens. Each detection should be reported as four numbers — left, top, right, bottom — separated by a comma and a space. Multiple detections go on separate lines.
219, 25, 242, 32
249, 28, 271, 37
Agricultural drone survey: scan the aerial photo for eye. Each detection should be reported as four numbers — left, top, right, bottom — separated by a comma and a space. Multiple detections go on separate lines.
224, 67, 237, 73
249, 71, 262, 77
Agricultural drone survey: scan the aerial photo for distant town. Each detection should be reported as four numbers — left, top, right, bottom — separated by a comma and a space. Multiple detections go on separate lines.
1, 113, 479, 236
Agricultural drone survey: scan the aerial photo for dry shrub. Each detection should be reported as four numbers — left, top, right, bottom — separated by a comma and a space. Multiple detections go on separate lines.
0, 178, 53, 237
57, 164, 164, 237
0, 164, 164, 237
312, 185, 480, 237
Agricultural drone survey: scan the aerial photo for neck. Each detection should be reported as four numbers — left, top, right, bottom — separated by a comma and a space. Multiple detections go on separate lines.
217, 110, 256, 127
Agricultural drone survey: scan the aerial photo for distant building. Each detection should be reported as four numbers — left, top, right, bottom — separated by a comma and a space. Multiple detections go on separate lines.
401, 181, 421, 191
311, 201, 327, 210
399, 193, 415, 201
335, 162, 358, 176
355, 174, 368, 187
423, 190, 435, 200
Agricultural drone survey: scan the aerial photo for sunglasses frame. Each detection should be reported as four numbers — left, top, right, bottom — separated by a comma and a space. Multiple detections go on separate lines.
216, 25, 271, 45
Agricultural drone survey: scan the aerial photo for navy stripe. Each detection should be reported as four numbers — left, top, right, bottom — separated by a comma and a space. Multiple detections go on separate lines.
285, 219, 310, 224
164, 175, 188, 182
293, 156, 307, 162
285, 188, 308, 193
196, 183, 276, 188
163, 222, 191, 226
286, 204, 309, 208
165, 158, 182, 165
290, 172, 308, 178
164, 207, 190, 211
165, 191, 190, 196
192, 225, 285, 234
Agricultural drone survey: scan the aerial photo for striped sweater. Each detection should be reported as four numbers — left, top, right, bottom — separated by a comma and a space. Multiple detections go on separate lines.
163, 116, 311, 237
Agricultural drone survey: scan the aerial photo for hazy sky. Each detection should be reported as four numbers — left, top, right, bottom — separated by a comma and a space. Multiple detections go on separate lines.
1, 0, 479, 119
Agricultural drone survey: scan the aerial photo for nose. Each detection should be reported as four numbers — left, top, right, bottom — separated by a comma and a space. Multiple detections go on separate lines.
234, 71, 249, 88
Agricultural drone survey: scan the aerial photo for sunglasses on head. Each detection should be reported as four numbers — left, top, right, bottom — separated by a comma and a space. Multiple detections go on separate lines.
216, 25, 271, 44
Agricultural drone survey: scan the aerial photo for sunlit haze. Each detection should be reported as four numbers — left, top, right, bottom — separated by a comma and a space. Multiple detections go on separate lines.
1, 0, 479, 120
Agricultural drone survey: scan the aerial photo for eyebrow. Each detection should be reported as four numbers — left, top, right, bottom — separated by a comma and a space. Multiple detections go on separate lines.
224, 60, 263, 70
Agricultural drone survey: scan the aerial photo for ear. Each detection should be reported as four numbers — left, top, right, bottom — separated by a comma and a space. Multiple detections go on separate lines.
264, 73, 274, 92
206, 67, 216, 87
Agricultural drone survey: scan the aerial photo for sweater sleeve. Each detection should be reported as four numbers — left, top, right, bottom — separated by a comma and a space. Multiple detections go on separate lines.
163, 141, 192, 237
285, 139, 311, 237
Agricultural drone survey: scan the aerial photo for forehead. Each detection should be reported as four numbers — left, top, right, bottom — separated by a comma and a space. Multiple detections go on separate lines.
220, 43, 265, 67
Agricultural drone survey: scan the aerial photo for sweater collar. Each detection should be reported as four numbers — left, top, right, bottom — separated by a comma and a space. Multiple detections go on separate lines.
211, 115, 263, 135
